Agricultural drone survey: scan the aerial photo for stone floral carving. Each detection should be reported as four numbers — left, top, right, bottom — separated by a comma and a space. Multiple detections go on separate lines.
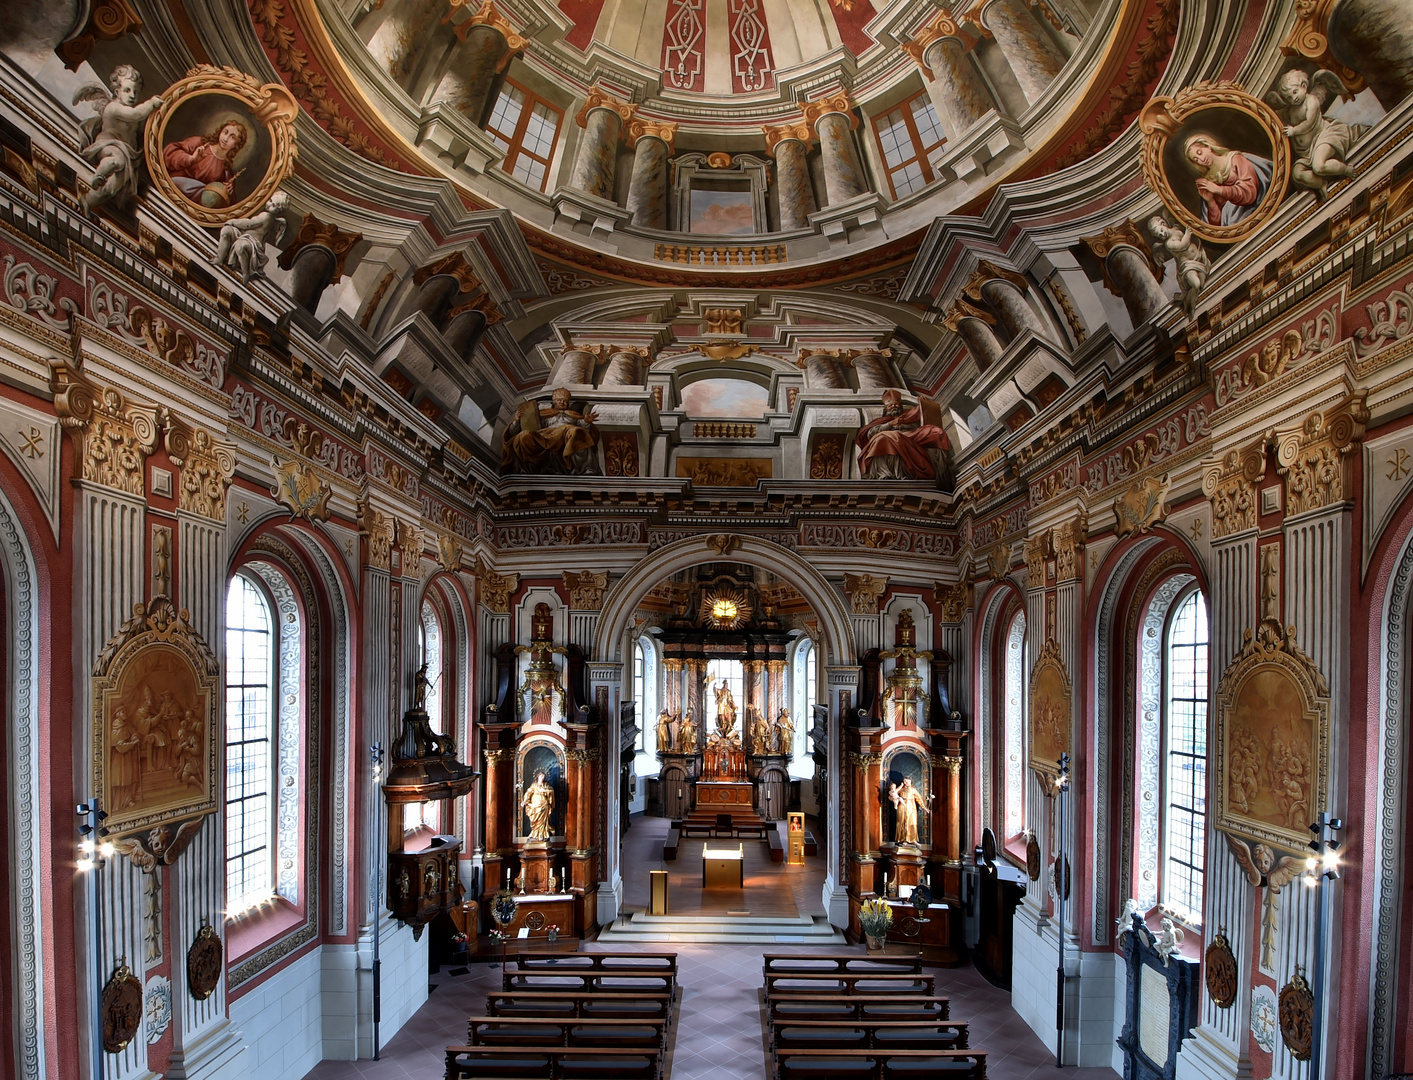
79, 387, 160, 497
1113, 473, 1171, 538
167, 423, 235, 521
1274, 393, 1368, 515
1023, 532, 1050, 584
271, 456, 332, 522
1053, 518, 1086, 582
358, 500, 394, 571
933, 581, 971, 622
1202, 438, 1267, 538
562, 570, 608, 610
843, 572, 888, 614
476, 557, 519, 613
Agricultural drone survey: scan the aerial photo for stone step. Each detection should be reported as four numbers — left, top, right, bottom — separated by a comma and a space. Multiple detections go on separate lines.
596, 912, 846, 946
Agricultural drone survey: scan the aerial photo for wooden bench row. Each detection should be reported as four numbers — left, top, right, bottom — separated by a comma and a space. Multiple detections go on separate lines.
767, 994, 951, 1027
503, 952, 677, 995
445, 1045, 662, 1080
774, 1048, 986, 1079
466, 1016, 665, 1047
764, 971, 936, 997
762, 952, 924, 975
773, 1018, 969, 1051
484, 990, 674, 1025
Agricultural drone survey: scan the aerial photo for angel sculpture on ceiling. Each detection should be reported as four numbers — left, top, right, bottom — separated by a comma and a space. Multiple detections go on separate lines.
213, 191, 289, 284
1147, 214, 1210, 314
72, 64, 165, 213
1266, 68, 1367, 196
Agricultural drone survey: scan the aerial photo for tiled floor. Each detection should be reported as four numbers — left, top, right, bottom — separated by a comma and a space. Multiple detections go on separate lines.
301, 814, 1118, 1079
301, 940, 1120, 1080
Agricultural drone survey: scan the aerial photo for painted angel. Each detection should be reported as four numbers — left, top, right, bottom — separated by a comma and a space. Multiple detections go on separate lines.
1266, 68, 1366, 195
213, 191, 289, 283
1147, 214, 1210, 312
72, 64, 164, 213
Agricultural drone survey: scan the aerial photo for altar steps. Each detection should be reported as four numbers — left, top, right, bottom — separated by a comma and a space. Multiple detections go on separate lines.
595, 911, 846, 946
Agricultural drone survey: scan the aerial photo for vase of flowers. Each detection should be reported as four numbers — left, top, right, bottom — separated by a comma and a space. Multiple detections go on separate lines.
490, 889, 518, 967
546, 924, 560, 943
859, 896, 893, 951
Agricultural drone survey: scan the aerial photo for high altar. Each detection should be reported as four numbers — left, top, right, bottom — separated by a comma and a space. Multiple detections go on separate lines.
652, 569, 800, 824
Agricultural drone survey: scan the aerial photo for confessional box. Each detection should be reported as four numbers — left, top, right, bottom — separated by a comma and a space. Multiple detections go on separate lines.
388, 835, 462, 928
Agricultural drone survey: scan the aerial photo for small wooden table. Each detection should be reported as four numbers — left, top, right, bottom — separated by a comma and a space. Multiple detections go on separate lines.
702, 845, 744, 888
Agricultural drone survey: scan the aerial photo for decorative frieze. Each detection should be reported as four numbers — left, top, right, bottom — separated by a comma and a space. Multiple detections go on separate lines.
1274, 393, 1369, 516
495, 521, 644, 548
1201, 438, 1267, 539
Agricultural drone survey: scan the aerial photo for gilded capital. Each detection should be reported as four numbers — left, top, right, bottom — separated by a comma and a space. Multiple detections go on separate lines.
763, 121, 816, 154
576, 89, 637, 130
625, 117, 678, 152
901, 8, 981, 76
448, 0, 530, 57
801, 92, 858, 132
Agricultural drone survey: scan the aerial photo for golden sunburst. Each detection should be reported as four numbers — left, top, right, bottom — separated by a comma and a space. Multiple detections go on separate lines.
701, 588, 752, 630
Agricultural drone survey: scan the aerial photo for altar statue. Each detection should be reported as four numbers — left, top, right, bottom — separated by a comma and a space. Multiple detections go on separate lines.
679, 709, 697, 751
522, 771, 555, 840
749, 707, 771, 755
714, 680, 738, 737
655, 709, 673, 752
889, 776, 928, 845
773, 708, 795, 756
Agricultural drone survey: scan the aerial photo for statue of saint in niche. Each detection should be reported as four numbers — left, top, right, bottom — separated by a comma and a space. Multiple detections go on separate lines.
889, 776, 929, 846
522, 771, 555, 840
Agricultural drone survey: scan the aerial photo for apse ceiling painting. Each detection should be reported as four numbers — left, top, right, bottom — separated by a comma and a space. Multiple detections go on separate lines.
680, 378, 771, 419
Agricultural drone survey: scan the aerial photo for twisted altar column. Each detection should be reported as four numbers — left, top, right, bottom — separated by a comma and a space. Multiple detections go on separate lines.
764, 122, 819, 230
624, 119, 677, 230
978, 0, 1066, 105
569, 90, 635, 200
803, 93, 870, 205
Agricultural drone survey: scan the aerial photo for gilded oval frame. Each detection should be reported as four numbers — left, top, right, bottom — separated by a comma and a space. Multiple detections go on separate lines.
1140, 81, 1291, 245
145, 65, 298, 227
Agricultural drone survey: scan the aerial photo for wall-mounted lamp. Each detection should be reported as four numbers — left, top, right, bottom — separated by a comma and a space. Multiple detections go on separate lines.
1306, 812, 1342, 1080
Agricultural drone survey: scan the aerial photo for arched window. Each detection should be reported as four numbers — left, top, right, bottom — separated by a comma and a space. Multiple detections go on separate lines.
789, 636, 817, 778
1003, 609, 1027, 840
226, 572, 275, 911
633, 638, 649, 751
1135, 577, 1208, 925
408, 599, 446, 833
1163, 589, 1208, 923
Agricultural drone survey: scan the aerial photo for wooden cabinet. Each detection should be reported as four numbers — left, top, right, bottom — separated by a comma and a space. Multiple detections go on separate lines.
388, 835, 463, 939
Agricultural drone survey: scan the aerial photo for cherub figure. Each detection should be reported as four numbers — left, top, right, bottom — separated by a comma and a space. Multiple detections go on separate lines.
1153, 917, 1184, 965
1266, 68, 1364, 195
213, 191, 290, 283
1147, 214, 1210, 312
72, 64, 165, 213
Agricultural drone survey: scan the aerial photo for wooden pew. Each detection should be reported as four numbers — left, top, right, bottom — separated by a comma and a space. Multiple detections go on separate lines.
763, 971, 935, 998
483, 991, 675, 1025
465, 1015, 666, 1049
765, 994, 950, 1028
662, 829, 679, 860
679, 822, 714, 838
444, 1044, 662, 1080
773, 1047, 986, 1079
503, 952, 678, 995
771, 1018, 968, 1052
768, 829, 784, 862
762, 952, 924, 976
